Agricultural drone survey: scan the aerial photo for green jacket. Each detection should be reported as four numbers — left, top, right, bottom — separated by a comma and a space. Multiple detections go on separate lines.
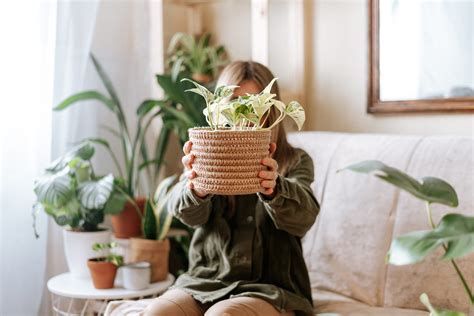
168, 148, 320, 316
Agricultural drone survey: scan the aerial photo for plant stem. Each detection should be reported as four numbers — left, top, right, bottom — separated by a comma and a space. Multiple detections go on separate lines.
425, 202, 474, 304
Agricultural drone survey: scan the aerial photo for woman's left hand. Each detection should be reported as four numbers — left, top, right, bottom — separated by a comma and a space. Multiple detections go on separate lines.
259, 143, 278, 197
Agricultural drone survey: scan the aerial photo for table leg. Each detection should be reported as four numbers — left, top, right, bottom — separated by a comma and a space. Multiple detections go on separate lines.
81, 299, 90, 316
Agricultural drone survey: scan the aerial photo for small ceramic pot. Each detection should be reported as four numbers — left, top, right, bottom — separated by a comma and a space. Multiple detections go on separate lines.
122, 261, 151, 290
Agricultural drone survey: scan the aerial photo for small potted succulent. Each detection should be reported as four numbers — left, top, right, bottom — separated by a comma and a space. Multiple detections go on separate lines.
183, 78, 305, 195
33, 142, 124, 278
130, 175, 177, 282
87, 242, 124, 289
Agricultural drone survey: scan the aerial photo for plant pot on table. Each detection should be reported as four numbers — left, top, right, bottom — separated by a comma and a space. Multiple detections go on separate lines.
188, 127, 272, 195
63, 228, 111, 278
87, 257, 118, 289
130, 238, 170, 283
111, 197, 146, 238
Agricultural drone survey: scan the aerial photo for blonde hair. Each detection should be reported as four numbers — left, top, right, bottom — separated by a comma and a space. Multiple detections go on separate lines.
217, 61, 298, 176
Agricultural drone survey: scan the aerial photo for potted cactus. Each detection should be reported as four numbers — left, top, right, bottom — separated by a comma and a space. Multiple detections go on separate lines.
87, 242, 124, 289
183, 78, 305, 195
129, 175, 177, 282
33, 142, 125, 278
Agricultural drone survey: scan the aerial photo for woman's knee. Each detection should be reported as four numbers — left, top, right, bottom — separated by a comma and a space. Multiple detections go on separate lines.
144, 289, 203, 316
205, 297, 291, 316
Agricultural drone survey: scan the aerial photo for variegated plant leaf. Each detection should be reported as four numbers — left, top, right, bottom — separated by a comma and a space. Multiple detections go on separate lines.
285, 101, 306, 130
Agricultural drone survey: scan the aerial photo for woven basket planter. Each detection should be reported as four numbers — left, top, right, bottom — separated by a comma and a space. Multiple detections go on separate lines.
188, 128, 271, 195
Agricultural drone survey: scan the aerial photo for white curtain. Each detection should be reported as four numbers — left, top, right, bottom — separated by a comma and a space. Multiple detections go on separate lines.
0, 1, 57, 315
0, 0, 164, 315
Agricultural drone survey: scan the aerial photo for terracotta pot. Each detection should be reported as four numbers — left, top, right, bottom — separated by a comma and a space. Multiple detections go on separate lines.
188, 128, 271, 195
111, 197, 145, 238
87, 258, 118, 289
191, 73, 212, 84
130, 238, 170, 282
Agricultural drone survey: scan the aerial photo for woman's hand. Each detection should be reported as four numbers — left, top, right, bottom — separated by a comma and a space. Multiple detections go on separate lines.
259, 143, 278, 198
182, 141, 208, 198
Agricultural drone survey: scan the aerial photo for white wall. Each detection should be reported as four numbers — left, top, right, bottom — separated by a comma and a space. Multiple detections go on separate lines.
197, 0, 474, 136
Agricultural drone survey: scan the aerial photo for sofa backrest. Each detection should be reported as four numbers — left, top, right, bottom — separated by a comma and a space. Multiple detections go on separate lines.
288, 132, 473, 312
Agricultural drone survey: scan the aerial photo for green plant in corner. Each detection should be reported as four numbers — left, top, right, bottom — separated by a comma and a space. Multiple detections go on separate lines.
92, 242, 124, 266
32, 142, 124, 237
341, 160, 474, 316
166, 32, 229, 84
53, 54, 191, 219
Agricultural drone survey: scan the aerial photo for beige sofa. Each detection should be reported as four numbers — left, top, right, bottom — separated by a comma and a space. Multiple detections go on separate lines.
106, 132, 474, 315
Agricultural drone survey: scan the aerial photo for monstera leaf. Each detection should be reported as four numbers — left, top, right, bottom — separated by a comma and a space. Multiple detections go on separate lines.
341, 160, 459, 207
388, 214, 474, 265
34, 168, 74, 207
78, 174, 114, 210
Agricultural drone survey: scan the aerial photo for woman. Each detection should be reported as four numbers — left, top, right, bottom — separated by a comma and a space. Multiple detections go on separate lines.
145, 61, 320, 316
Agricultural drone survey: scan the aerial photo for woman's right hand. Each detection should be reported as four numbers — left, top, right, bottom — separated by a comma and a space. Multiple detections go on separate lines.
182, 141, 208, 198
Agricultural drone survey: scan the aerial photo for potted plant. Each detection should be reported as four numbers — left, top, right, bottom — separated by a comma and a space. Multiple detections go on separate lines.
166, 32, 229, 84
53, 54, 190, 238
182, 78, 305, 195
87, 242, 124, 289
33, 142, 124, 277
130, 175, 177, 282
341, 161, 474, 316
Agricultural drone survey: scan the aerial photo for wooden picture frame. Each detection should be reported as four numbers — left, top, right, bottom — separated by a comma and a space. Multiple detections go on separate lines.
368, 0, 474, 113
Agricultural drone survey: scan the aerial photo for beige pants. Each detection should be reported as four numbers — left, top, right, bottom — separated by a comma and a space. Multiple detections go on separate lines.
144, 289, 295, 316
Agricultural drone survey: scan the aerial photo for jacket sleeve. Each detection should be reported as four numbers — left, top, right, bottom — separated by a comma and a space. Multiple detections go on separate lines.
258, 149, 320, 237
167, 173, 213, 228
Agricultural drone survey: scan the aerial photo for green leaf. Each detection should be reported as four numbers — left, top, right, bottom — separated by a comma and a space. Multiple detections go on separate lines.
340, 160, 459, 207
103, 189, 128, 215
181, 78, 214, 105
387, 214, 474, 265
34, 169, 74, 207
262, 77, 278, 94
419, 293, 466, 316
143, 198, 157, 240
54, 91, 116, 112
136, 99, 167, 117
47, 142, 95, 172
77, 174, 114, 210
47, 198, 81, 228
90, 53, 122, 108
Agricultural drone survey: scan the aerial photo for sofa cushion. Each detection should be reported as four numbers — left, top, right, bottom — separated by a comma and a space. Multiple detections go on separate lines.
288, 132, 473, 313
315, 301, 428, 316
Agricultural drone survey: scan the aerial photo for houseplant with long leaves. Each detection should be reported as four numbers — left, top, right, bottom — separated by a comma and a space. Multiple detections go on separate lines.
130, 175, 177, 282
54, 54, 189, 238
341, 160, 473, 316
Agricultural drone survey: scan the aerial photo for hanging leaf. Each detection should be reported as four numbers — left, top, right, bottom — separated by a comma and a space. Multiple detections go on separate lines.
54, 90, 116, 112
77, 174, 114, 210
387, 214, 474, 265
262, 77, 278, 94
34, 169, 74, 207
285, 101, 306, 130
340, 160, 459, 207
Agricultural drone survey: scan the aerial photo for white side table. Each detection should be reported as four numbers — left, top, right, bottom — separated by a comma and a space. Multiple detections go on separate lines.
47, 272, 174, 316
